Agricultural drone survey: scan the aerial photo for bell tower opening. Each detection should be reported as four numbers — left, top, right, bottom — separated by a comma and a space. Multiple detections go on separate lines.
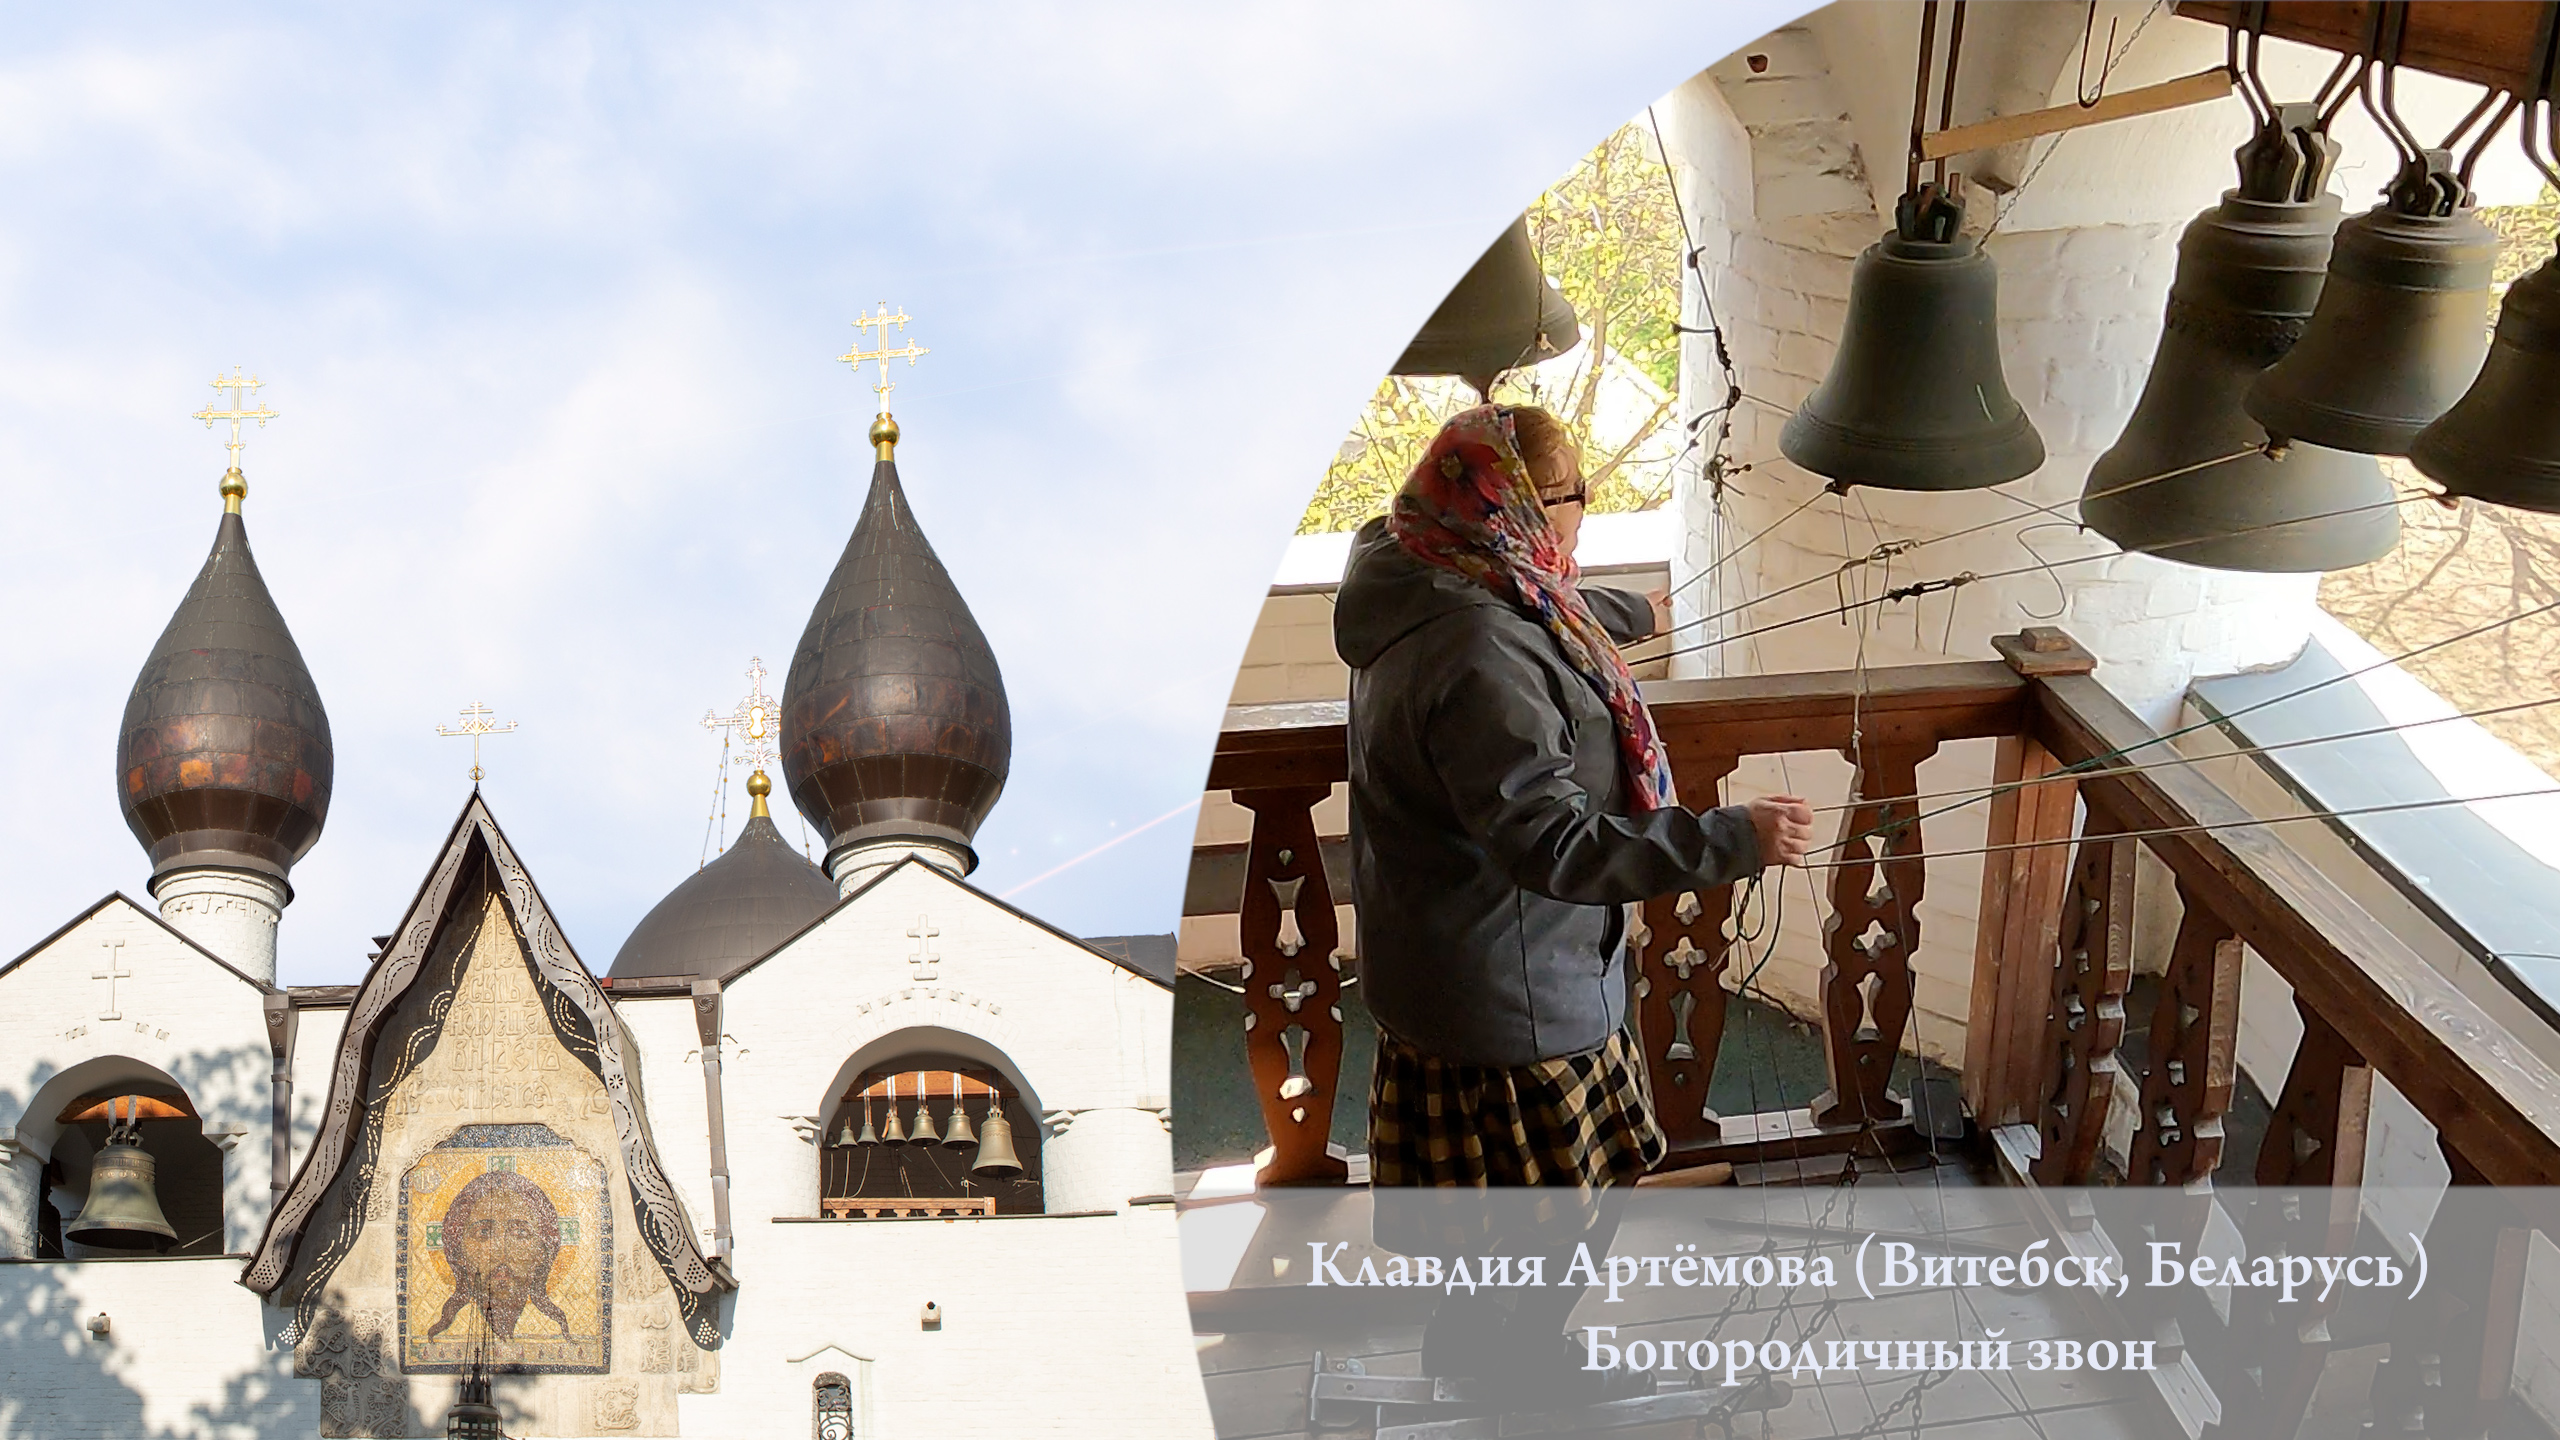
818, 1052, 1041, 1218
35, 1081, 227, 1258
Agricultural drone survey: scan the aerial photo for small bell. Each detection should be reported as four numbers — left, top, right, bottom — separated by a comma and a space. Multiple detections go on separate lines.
2084, 107, 2399, 570
2413, 247, 2560, 513
852, 1103, 880, 1148
829, 1111, 859, 1148
878, 1099, 908, 1148
1780, 185, 2044, 491
66, 1099, 178, 1252
908, 1100, 942, 1148
944, 1099, 978, 1150
2246, 152, 2496, 455
970, 1104, 1024, 1178
1390, 216, 1582, 398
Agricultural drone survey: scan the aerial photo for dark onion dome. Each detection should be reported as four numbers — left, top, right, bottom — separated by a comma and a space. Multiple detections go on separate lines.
117, 472, 333, 883
781, 420, 1011, 871
609, 773, 837, 981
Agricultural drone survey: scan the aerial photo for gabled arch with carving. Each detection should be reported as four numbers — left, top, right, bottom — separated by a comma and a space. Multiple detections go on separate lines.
240, 794, 734, 1343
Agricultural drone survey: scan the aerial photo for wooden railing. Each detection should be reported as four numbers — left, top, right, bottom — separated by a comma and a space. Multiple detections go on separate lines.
1196, 626, 2560, 1435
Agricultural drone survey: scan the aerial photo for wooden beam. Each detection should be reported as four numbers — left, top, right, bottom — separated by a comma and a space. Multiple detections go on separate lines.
1921, 68, 2235, 161
2176, 1, 2549, 101
2029, 671, 2560, 1186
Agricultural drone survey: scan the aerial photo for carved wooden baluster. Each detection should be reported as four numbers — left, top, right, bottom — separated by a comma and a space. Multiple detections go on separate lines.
1812, 741, 1936, 1129
1231, 785, 1349, 1186
2360, 1140, 2527, 1440
2126, 882, 2241, 1187
1634, 753, 1739, 1152
2032, 818, 2132, 1185
2220, 996, 2371, 1438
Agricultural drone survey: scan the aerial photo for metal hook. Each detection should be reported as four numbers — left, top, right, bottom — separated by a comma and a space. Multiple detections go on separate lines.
2077, 1, 2120, 108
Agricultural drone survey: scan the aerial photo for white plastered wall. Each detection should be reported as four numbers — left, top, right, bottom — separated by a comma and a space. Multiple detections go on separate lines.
685, 859, 1206, 1439
0, 898, 275, 1259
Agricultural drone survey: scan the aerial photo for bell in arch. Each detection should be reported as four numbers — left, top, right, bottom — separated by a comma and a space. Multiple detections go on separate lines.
850, 1103, 880, 1148
970, 1104, 1024, 1178
877, 1093, 908, 1147
1390, 216, 1582, 398
1780, 185, 2043, 491
2246, 147, 2495, 455
2085, 104, 2399, 570
66, 1099, 178, 1252
908, 1098, 942, 1147
943, 1098, 978, 1150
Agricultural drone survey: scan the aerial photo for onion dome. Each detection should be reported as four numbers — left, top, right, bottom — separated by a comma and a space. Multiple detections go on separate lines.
781, 422, 1011, 873
610, 772, 838, 981
116, 469, 332, 883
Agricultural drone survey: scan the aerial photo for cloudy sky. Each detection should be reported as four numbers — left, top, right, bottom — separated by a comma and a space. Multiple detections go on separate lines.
0, 3, 1804, 985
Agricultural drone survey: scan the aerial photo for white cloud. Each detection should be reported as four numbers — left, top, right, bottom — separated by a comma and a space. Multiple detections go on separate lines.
0, 0, 1810, 983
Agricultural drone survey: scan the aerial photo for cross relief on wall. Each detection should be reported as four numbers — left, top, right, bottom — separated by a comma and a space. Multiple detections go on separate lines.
94, 940, 131, 1022
907, 915, 940, 980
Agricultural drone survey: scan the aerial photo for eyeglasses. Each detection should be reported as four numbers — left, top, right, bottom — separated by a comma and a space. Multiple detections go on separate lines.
1542, 489, 1588, 509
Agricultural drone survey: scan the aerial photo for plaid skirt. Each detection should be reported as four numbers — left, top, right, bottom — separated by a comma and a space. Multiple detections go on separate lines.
1368, 1027, 1667, 1189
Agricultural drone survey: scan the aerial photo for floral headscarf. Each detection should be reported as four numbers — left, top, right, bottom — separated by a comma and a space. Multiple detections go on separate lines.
1387, 405, 1677, 813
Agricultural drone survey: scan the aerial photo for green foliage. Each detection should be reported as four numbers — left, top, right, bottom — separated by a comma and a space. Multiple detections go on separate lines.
1296, 122, 1688, 535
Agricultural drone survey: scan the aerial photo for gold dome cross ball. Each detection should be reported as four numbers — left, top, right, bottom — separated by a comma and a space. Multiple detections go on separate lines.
193, 366, 280, 513
839, 302, 928, 459
702, 657, 783, 817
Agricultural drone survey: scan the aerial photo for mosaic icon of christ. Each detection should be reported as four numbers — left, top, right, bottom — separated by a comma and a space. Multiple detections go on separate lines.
424, 1170, 572, 1340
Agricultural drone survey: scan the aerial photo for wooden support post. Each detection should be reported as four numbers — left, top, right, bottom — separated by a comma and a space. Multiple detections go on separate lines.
1232, 785, 1350, 1186
2127, 885, 2243, 1188
1966, 629, 2096, 1128
2362, 1139, 2527, 1439
2032, 819, 2133, 1186
1920, 68, 2234, 160
1636, 753, 1741, 1154
1812, 740, 1936, 1128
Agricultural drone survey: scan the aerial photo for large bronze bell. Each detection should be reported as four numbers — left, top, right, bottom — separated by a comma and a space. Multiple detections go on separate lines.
2414, 250, 2560, 512
66, 1103, 178, 1251
1780, 187, 2043, 491
969, 1105, 1023, 1178
2244, 161, 2495, 455
1390, 216, 1581, 397
2085, 112, 2399, 570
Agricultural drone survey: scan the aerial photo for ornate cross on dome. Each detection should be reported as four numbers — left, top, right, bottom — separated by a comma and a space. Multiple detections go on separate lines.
436, 702, 519, 784
192, 366, 280, 513
839, 303, 928, 416
700, 657, 781, 772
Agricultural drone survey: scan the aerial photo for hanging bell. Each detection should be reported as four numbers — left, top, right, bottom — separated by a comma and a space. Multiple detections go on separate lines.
944, 1099, 978, 1150
877, 1100, 908, 1147
829, 1113, 859, 1148
2085, 110, 2399, 571
2245, 152, 2495, 456
1780, 185, 2044, 491
66, 1104, 177, 1252
970, 1105, 1023, 1177
1390, 216, 1582, 398
2412, 251, 2560, 512
908, 1100, 942, 1147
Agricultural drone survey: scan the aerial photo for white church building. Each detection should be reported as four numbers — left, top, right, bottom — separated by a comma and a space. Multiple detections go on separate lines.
0, 404, 1207, 1437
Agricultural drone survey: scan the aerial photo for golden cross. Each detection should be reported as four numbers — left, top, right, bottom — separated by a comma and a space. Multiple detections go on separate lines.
838, 302, 928, 415
700, 656, 781, 772
436, 702, 519, 784
193, 367, 279, 513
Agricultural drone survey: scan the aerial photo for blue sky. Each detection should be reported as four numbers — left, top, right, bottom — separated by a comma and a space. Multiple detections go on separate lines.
0, 3, 1802, 985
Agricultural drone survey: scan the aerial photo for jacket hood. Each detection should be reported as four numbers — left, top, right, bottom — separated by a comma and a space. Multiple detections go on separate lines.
1334, 516, 1508, 669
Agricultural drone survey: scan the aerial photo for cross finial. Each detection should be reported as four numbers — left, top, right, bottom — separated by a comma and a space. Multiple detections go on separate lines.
435, 701, 519, 785
192, 367, 280, 514
701, 657, 781, 816
839, 303, 927, 460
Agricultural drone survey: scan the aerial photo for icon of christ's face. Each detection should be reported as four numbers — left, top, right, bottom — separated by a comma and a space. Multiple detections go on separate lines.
426, 1170, 571, 1340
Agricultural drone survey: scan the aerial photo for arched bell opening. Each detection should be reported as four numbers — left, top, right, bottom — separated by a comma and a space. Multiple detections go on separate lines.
815, 1038, 1044, 1218
18, 1057, 230, 1258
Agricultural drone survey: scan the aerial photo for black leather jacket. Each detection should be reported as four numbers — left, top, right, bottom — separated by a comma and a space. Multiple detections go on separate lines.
1335, 518, 1762, 1066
